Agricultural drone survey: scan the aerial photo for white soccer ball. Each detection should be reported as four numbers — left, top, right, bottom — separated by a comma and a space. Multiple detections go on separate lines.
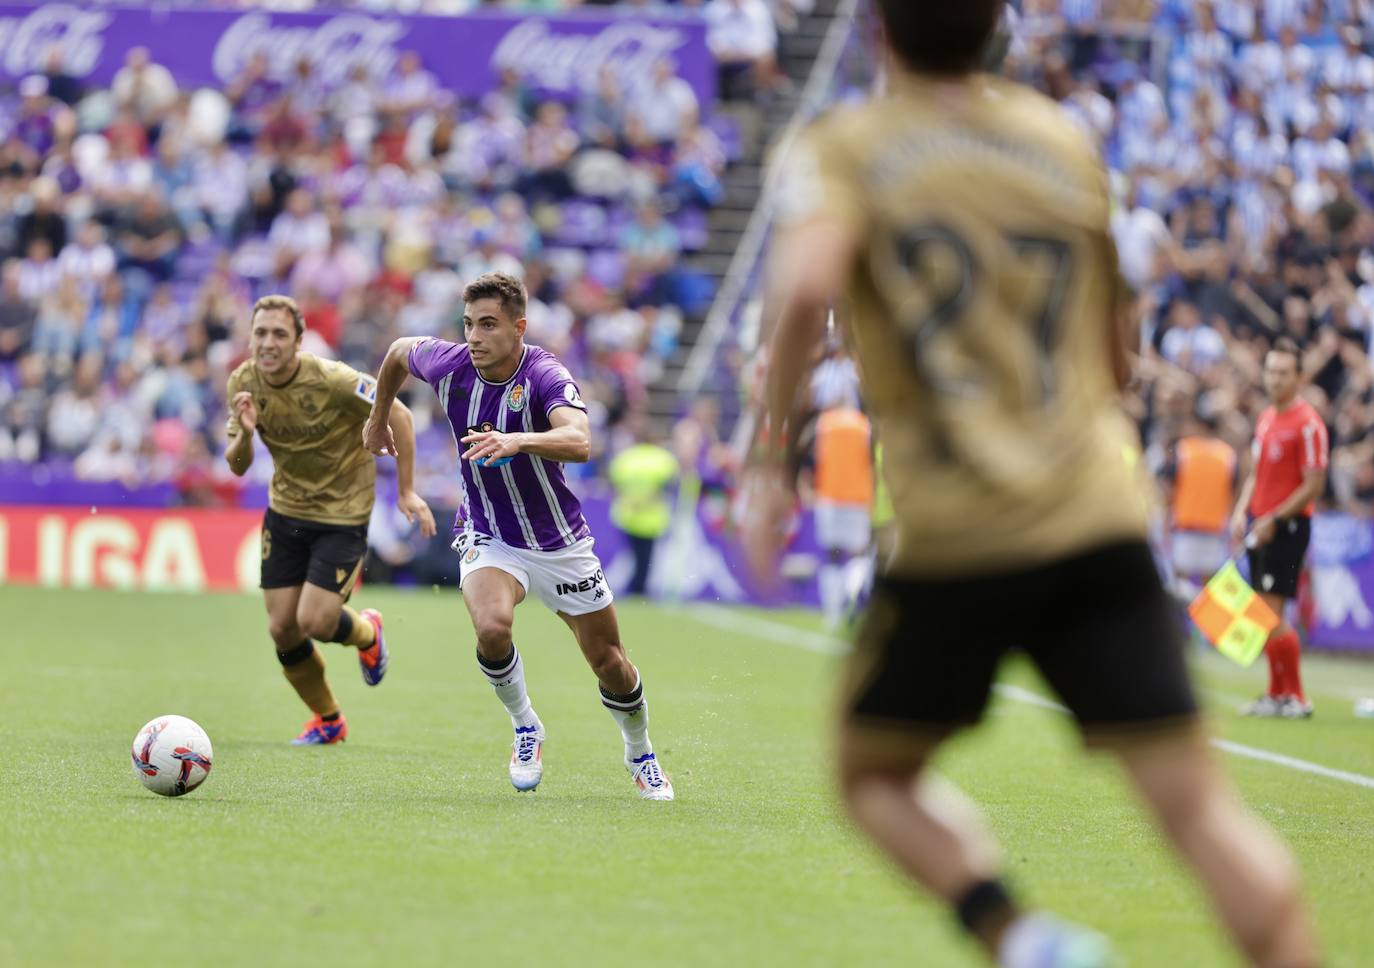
130, 715, 214, 797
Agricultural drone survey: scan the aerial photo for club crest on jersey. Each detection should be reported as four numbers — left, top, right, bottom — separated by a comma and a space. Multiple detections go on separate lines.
505, 383, 527, 413
356, 378, 377, 403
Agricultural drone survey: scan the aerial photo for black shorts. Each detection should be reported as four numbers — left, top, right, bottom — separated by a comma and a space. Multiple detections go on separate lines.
845, 541, 1199, 752
260, 508, 369, 597
1246, 516, 1311, 600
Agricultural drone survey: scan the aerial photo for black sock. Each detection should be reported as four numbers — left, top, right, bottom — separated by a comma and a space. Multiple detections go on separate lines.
955, 878, 1017, 941
476, 646, 517, 672
276, 640, 315, 667
321, 711, 341, 723
330, 609, 354, 644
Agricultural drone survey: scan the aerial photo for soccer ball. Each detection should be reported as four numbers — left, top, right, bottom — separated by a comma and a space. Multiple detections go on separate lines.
130, 715, 214, 797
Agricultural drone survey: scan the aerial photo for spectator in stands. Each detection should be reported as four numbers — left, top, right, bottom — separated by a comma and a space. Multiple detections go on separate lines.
671, 119, 727, 207
384, 51, 438, 118
116, 189, 183, 289
0, 261, 36, 362
58, 219, 115, 302
269, 188, 330, 278
0, 353, 47, 463
18, 238, 61, 306
291, 221, 371, 306
15, 75, 63, 162
16, 176, 66, 259
45, 352, 103, 457
225, 51, 282, 140
519, 101, 579, 203
705, 0, 781, 101
1160, 299, 1228, 377
628, 57, 699, 146
579, 65, 628, 150
621, 201, 681, 306
193, 138, 251, 245
112, 47, 179, 131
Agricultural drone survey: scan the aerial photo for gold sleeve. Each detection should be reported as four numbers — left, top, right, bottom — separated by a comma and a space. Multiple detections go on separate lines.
327, 360, 379, 420
772, 120, 868, 236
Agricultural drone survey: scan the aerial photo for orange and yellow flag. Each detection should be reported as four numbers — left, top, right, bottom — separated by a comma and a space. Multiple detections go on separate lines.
1188, 561, 1279, 667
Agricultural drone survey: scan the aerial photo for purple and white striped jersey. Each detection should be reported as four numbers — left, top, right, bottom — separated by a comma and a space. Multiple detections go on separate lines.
409, 338, 592, 551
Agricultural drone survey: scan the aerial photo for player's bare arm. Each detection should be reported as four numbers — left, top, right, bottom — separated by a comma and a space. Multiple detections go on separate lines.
744, 215, 859, 581
363, 336, 423, 458
385, 399, 437, 538
225, 391, 256, 477
1230, 467, 1257, 546
461, 406, 591, 465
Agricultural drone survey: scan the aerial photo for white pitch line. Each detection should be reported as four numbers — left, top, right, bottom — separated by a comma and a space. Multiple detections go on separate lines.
680, 609, 1374, 792
677, 604, 847, 655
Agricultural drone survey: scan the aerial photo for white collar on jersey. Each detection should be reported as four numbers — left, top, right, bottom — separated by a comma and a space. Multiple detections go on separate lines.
472, 344, 529, 387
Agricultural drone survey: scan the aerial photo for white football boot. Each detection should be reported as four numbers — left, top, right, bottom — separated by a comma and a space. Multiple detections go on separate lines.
509, 724, 544, 792
626, 752, 674, 801
1241, 694, 1283, 717
1278, 697, 1314, 719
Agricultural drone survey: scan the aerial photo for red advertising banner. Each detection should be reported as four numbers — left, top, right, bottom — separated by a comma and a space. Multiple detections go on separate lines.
0, 506, 263, 593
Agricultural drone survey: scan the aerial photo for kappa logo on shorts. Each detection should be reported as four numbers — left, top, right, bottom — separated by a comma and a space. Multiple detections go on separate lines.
555, 569, 605, 597
336, 568, 348, 585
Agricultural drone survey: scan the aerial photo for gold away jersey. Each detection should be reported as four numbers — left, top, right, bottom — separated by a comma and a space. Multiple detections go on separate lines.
778, 74, 1149, 577
226, 353, 378, 526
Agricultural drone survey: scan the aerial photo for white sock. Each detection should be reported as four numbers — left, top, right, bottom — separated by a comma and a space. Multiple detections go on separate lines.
819, 561, 846, 629
999, 914, 1077, 968
600, 674, 652, 760
478, 646, 540, 730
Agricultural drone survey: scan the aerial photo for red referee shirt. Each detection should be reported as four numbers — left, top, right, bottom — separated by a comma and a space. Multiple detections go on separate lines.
1248, 398, 1329, 518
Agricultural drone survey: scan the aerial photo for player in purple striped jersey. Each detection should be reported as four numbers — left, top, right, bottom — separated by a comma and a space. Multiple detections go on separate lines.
363, 272, 672, 800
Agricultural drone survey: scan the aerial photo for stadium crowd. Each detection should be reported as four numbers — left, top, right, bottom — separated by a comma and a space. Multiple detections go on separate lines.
743, 1, 1374, 534
1006, 0, 1374, 517
0, 26, 746, 510
9, 0, 1374, 542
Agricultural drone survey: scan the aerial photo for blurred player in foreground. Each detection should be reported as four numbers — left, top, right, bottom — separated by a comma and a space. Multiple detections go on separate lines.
1230, 340, 1327, 719
743, 3, 1319, 965
226, 295, 435, 745
364, 272, 672, 800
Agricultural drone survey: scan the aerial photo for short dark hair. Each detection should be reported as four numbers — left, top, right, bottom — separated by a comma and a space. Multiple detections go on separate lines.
1269, 336, 1303, 372
251, 294, 304, 337
463, 272, 527, 322
874, 0, 1004, 76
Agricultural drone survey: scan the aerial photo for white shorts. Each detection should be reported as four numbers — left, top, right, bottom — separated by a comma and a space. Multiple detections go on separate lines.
815, 500, 871, 555
1171, 530, 1228, 579
453, 531, 614, 616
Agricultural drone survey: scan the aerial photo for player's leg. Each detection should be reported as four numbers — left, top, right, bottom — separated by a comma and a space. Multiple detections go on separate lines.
298, 523, 387, 686
1254, 590, 1305, 713
838, 574, 1111, 966
260, 510, 346, 744
1115, 733, 1319, 968
815, 500, 850, 630
1249, 520, 1311, 717
263, 585, 346, 745
460, 557, 544, 790
559, 603, 671, 800
1033, 541, 1319, 968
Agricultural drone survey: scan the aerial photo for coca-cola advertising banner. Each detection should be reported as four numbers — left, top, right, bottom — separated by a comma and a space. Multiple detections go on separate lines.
0, 4, 713, 103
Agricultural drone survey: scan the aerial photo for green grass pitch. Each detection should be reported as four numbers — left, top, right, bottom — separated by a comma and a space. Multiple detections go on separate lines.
2, 585, 1372, 967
